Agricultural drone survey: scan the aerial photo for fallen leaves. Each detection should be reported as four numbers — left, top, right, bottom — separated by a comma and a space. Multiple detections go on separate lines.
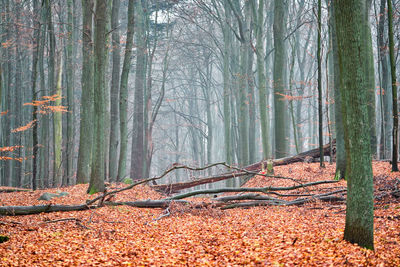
0, 162, 399, 266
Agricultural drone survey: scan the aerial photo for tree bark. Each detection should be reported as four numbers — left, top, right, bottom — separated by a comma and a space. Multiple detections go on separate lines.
334, 0, 374, 250
88, 0, 109, 194
273, 0, 288, 158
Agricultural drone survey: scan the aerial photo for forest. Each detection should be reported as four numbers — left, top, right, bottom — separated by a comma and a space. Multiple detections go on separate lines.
0, 0, 400, 265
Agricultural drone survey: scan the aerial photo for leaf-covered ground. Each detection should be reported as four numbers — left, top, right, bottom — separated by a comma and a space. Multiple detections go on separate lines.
1, 162, 399, 266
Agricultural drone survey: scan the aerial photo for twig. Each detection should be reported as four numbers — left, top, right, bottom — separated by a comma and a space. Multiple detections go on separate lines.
0, 220, 22, 225
40, 217, 82, 224
145, 207, 171, 225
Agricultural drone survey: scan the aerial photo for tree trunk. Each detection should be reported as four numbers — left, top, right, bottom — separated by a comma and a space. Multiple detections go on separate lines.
273, 0, 287, 158
53, 53, 63, 187
65, 0, 75, 185
109, 0, 121, 182
130, 0, 146, 180
317, 0, 324, 167
117, 0, 134, 181
256, 0, 270, 160
334, 0, 374, 250
30, 0, 41, 190
329, 2, 346, 179
77, 0, 94, 184
87, 0, 109, 194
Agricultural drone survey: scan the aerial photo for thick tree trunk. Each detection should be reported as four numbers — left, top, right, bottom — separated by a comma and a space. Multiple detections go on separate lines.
117, 0, 135, 182
334, 0, 374, 250
87, 0, 109, 194
273, 0, 287, 158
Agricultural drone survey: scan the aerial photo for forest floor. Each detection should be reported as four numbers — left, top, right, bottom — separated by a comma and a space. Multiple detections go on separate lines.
0, 162, 399, 266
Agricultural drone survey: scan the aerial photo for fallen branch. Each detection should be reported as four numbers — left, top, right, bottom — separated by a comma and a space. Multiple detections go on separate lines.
153, 142, 335, 193
0, 187, 31, 193
0, 204, 96, 216
86, 162, 232, 206
221, 190, 346, 210
104, 199, 191, 208
167, 180, 339, 200
213, 193, 281, 202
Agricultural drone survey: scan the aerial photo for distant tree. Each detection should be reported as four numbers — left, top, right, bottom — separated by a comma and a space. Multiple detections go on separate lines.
334, 0, 374, 250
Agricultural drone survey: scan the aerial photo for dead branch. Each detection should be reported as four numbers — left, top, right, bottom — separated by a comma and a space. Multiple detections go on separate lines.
221, 190, 346, 210
152, 142, 334, 193
0, 187, 31, 193
213, 193, 281, 202
167, 180, 339, 200
104, 199, 191, 208
0, 204, 96, 216
86, 162, 231, 206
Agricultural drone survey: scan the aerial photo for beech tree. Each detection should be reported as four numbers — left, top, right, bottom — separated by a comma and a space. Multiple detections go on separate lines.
334, 0, 374, 250
87, 0, 109, 194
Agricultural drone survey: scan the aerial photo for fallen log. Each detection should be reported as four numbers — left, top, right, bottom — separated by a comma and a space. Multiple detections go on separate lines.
221, 190, 346, 210
0, 204, 95, 216
244, 140, 335, 172
152, 141, 335, 193
213, 193, 281, 202
0, 187, 31, 193
152, 172, 251, 194
104, 200, 191, 208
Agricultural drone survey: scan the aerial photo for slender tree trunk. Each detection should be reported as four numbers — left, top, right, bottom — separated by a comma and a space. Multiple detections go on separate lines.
117, 0, 134, 181
53, 53, 63, 187
377, 0, 390, 159
39, 3, 48, 188
223, 0, 232, 164
334, 0, 374, 250
130, 0, 146, 180
256, 0, 270, 160
387, 0, 398, 171
77, 0, 94, 184
65, 0, 75, 185
366, 0, 377, 157
30, 0, 41, 190
109, 0, 121, 182
330, 1, 346, 179
317, 0, 324, 167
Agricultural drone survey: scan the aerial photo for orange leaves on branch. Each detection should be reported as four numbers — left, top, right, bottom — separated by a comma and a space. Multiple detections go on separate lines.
24, 94, 67, 115
0, 156, 23, 162
0, 145, 22, 152
275, 92, 314, 101
11, 120, 37, 133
